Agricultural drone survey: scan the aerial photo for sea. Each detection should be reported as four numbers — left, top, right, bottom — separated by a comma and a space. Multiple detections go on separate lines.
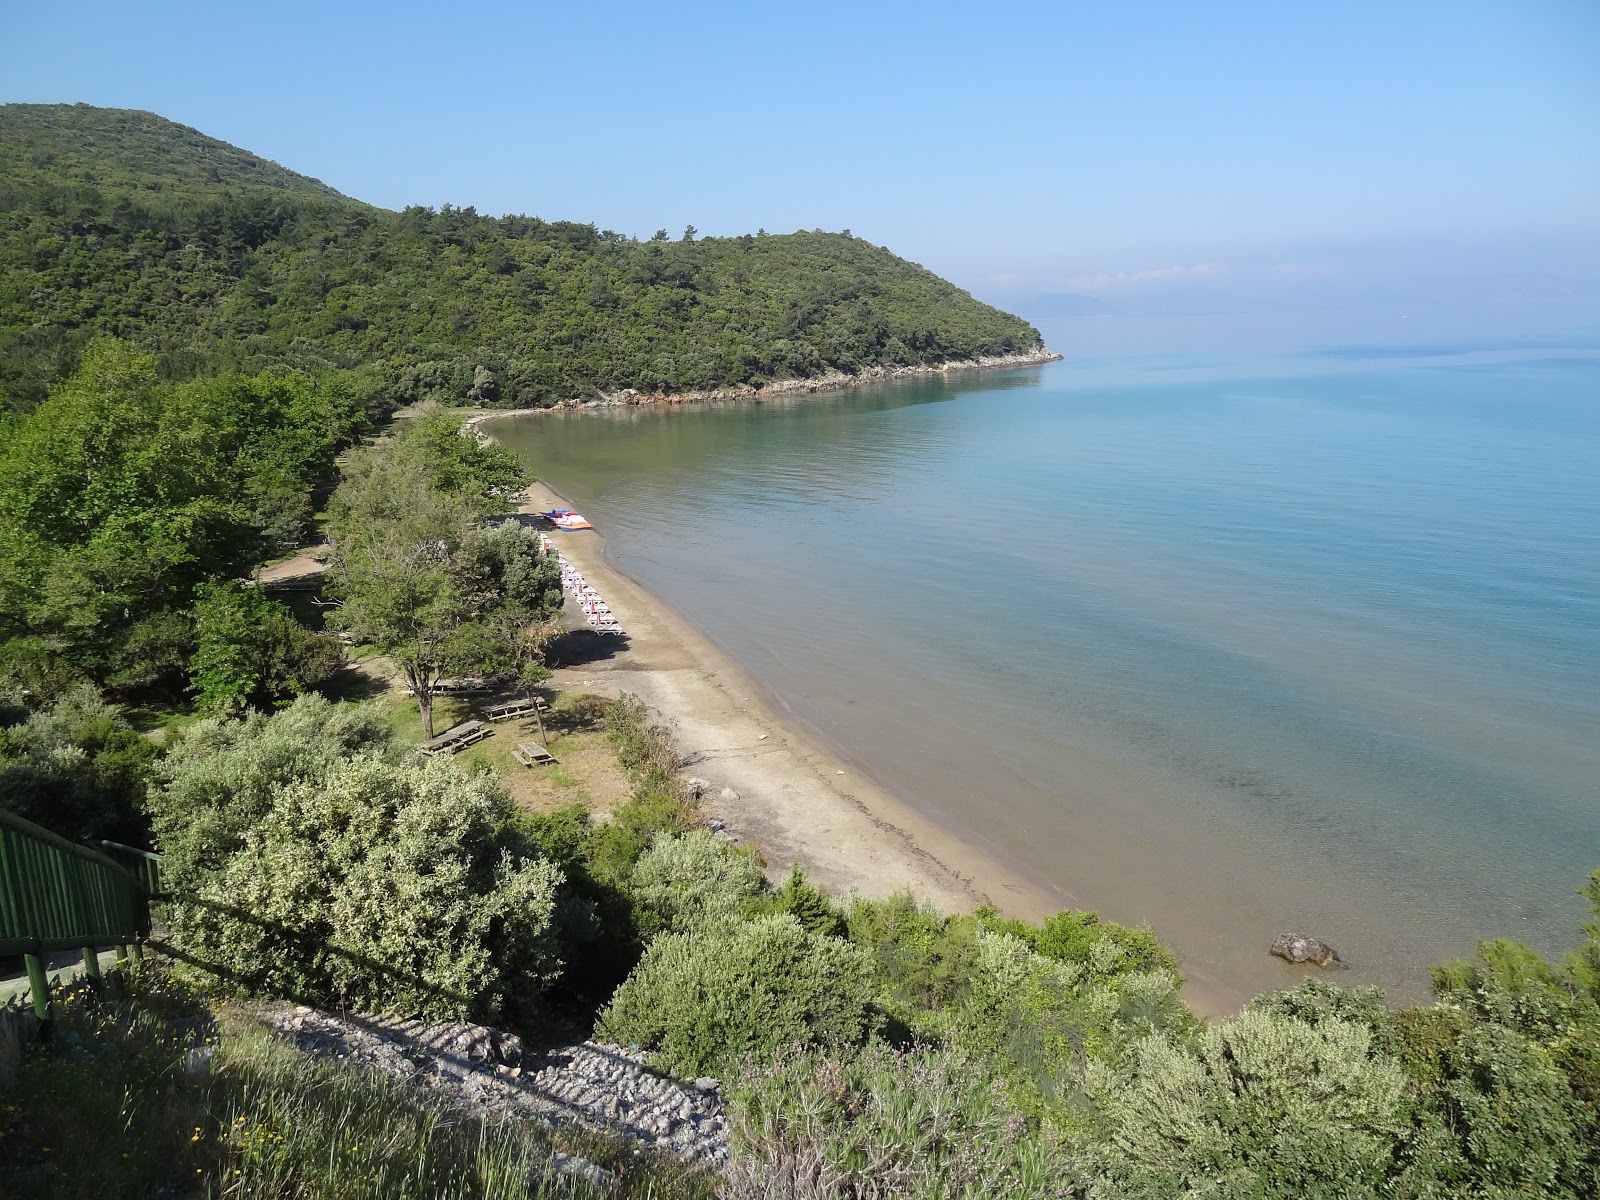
489, 307, 1600, 1002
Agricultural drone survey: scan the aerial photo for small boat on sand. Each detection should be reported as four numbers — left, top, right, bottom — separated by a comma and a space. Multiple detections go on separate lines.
540, 509, 594, 531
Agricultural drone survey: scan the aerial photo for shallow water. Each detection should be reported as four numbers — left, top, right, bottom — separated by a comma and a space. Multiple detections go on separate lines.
491, 312, 1600, 1001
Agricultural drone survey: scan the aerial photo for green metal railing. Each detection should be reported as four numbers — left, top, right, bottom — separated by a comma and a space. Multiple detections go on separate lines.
0, 810, 155, 1025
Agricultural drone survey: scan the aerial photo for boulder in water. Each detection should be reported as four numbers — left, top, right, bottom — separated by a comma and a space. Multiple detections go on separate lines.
1270, 933, 1346, 969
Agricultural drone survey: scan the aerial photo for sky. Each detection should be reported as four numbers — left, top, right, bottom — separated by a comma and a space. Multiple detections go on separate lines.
3, 1, 1598, 320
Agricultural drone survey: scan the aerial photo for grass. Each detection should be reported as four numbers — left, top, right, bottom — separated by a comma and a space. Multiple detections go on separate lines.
0, 967, 717, 1200
119, 700, 206, 743
370, 688, 630, 817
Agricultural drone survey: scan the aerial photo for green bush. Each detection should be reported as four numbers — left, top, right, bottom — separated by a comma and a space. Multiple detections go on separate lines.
599, 914, 879, 1077
584, 790, 692, 889
173, 754, 570, 1024
0, 683, 155, 841
605, 693, 685, 794
151, 693, 400, 892
583, 694, 696, 888
629, 829, 768, 933
768, 865, 846, 937
188, 580, 343, 714
976, 904, 1179, 980
845, 890, 985, 1024
1084, 1008, 1411, 1199
950, 931, 1191, 1117
725, 1041, 1082, 1200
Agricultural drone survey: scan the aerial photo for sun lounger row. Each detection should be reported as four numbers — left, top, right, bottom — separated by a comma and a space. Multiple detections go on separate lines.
539, 533, 625, 635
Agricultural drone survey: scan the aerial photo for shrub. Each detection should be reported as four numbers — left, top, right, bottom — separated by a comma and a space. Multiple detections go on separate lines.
844, 890, 984, 1025
173, 754, 570, 1024
584, 790, 692, 888
976, 904, 1179, 980
598, 914, 879, 1077
188, 580, 343, 715
725, 1041, 1083, 1200
1084, 1008, 1411, 1199
767, 866, 846, 937
629, 829, 768, 933
605, 693, 684, 795
0, 683, 155, 841
951, 931, 1191, 1117
151, 694, 400, 891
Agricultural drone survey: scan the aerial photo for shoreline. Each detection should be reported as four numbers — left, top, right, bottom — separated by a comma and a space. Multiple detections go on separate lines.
465, 349, 1062, 424
503, 472, 1248, 1021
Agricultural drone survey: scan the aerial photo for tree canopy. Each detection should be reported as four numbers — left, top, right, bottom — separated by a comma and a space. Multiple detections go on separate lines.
324, 411, 562, 737
0, 104, 1046, 413
0, 340, 367, 696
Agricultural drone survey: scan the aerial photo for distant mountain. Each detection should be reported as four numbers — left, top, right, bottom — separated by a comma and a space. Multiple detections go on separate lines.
0, 104, 1047, 411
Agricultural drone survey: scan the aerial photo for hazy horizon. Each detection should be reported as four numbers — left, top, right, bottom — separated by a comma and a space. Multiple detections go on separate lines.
3, 1, 1596, 326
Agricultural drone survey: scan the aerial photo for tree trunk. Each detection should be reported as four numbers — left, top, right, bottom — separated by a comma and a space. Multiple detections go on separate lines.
410, 667, 435, 740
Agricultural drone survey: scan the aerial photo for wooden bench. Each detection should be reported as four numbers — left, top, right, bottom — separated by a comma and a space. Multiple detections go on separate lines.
417, 719, 492, 757
511, 741, 557, 767
484, 699, 543, 723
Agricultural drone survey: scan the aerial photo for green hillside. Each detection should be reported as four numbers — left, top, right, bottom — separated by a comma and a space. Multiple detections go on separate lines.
0, 104, 1045, 412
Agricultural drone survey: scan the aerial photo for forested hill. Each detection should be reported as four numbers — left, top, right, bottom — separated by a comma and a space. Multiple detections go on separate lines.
0, 103, 1047, 412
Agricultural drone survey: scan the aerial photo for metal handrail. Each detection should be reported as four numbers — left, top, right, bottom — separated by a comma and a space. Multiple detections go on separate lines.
0, 810, 155, 1026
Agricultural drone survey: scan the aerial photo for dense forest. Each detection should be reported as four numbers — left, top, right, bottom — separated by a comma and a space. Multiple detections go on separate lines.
0, 104, 1045, 413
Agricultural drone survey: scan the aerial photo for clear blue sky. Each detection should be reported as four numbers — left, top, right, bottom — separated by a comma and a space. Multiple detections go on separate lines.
4, 1, 1597, 315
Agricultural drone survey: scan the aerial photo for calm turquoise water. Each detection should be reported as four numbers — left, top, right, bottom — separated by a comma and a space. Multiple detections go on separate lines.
492, 313, 1600, 1000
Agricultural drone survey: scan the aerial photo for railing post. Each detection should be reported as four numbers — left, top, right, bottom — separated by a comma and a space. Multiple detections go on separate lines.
23, 952, 51, 1028
129, 941, 144, 965
81, 945, 103, 988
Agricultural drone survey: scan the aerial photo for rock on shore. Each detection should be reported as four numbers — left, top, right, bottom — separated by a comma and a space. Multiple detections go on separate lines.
1269, 933, 1346, 969
262, 1004, 728, 1170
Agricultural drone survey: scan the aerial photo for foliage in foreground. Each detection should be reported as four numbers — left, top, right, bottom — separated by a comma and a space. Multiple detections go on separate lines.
600, 914, 880, 1078
152, 696, 580, 1026
0, 970, 715, 1200
716, 878, 1600, 1200
724, 1041, 1081, 1200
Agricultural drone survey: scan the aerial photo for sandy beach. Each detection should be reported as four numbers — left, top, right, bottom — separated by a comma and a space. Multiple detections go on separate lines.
507, 468, 1247, 1018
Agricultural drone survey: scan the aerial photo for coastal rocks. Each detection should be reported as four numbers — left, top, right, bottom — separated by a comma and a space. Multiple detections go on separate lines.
553, 350, 1065, 411
718, 787, 740, 804
1270, 933, 1347, 969
260, 1004, 729, 1170
684, 776, 711, 799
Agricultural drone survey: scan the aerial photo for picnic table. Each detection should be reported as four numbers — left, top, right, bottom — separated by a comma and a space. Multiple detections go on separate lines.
484, 699, 544, 723
417, 720, 492, 757
512, 741, 557, 767
402, 678, 491, 697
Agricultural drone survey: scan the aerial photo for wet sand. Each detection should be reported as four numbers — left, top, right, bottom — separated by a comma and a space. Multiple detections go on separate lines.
511, 473, 1248, 1018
